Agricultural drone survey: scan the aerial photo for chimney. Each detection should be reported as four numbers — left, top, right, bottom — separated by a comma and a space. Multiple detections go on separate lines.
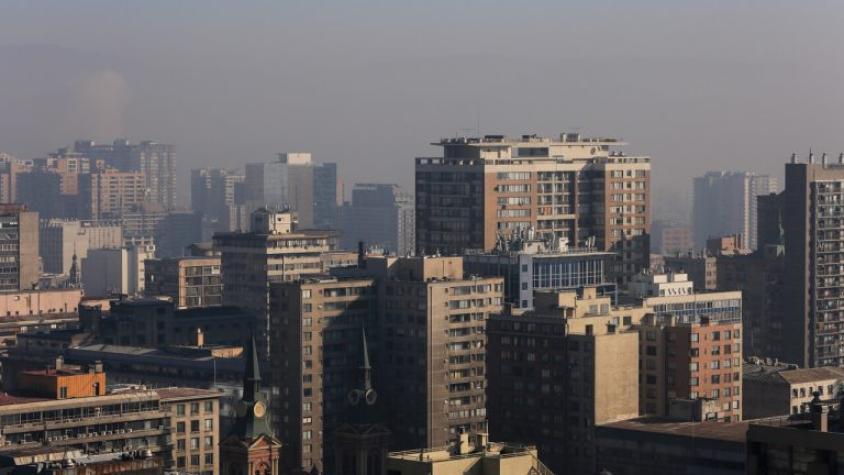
822, 153, 828, 166
357, 241, 366, 269
195, 327, 205, 348
791, 153, 797, 164
458, 429, 471, 455
810, 392, 829, 432
55, 355, 64, 371
839, 152, 844, 165
474, 432, 489, 451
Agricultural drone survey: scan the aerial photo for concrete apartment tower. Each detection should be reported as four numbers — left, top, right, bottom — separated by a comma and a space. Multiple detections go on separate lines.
782, 152, 844, 367
214, 208, 338, 357
0, 205, 39, 292
692, 171, 779, 251
415, 133, 650, 284
365, 256, 504, 451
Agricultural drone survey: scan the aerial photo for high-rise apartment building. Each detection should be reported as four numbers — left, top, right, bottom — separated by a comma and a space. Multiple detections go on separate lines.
782, 153, 844, 367
190, 168, 247, 233
415, 133, 650, 283
651, 219, 693, 255
313, 162, 339, 230
340, 183, 416, 255
271, 276, 377, 474
364, 256, 503, 451
75, 140, 177, 210
0, 205, 39, 292
244, 153, 339, 229
214, 208, 339, 356
78, 167, 147, 221
487, 288, 644, 474
154, 211, 204, 258
692, 171, 779, 250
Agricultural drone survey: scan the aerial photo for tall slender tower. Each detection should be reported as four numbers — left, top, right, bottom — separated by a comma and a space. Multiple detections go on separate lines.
220, 336, 282, 475
333, 327, 390, 475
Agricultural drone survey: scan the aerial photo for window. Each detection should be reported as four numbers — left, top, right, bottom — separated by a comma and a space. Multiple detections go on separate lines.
191, 438, 200, 450
177, 439, 186, 451
177, 404, 186, 416
205, 454, 213, 465
191, 420, 200, 432
191, 402, 200, 415
204, 419, 213, 430
177, 422, 186, 433
689, 362, 698, 371
59, 387, 68, 399
191, 454, 200, 466
204, 401, 214, 412
204, 436, 213, 448
303, 402, 312, 412
690, 333, 699, 342
302, 290, 311, 299
303, 430, 312, 440
177, 456, 185, 468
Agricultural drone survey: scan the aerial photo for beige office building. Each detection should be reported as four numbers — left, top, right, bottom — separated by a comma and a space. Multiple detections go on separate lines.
416, 132, 650, 282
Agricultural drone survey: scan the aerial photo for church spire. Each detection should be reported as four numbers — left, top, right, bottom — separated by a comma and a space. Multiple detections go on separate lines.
360, 326, 372, 392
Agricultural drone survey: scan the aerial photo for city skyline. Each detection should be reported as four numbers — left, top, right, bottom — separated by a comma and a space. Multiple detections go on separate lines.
1, 1, 843, 213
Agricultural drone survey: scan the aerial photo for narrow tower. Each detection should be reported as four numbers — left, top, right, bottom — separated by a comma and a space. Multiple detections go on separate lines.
220, 335, 282, 475
333, 327, 391, 475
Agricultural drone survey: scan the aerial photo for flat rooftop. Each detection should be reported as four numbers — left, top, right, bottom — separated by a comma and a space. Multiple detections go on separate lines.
599, 417, 750, 444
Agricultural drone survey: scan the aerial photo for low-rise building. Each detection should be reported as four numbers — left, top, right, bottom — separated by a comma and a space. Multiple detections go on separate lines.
747, 397, 844, 474
78, 298, 255, 348
385, 431, 553, 475
0, 363, 221, 475
743, 358, 844, 419
596, 417, 748, 475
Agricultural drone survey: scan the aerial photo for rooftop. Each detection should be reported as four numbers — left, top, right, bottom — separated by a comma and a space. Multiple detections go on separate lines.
155, 387, 222, 401
743, 357, 844, 384
599, 417, 750, 444
434, 133, 624, 147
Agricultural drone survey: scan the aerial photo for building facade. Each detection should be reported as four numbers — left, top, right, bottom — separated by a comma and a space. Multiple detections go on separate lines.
339, 183, 415, 256
692, 171, 778, 250
0, 205, 39, 292
81, 244, 155, 296
214, 208, 338, 357
415, 133, 650, 283
145, 256, 222, 308
783, 155, 844, 367
39, 220, 122, 276
271, 277, 377, 474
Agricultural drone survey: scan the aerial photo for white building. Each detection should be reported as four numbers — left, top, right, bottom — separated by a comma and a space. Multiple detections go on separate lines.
81, 244, 155, 296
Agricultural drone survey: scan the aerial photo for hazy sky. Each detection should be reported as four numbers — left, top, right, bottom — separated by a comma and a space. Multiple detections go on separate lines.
1, 0, 843, 216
